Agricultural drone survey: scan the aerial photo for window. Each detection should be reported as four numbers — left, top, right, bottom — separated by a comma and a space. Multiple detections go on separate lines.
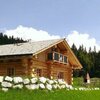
48, 53, 53, 60
7, 68, 15, 76
58, 72, 64, 79
64, 56, 67, 63
36, 69, 42, 77
54, 52, 59, 61
47, 52, 68, 64
59, 54, 63, 62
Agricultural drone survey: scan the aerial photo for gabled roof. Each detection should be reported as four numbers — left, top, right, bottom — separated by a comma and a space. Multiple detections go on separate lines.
0, 38, 82, 69
0, 39, 64, 56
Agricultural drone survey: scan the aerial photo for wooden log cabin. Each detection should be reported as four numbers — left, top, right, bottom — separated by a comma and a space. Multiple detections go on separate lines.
0, 39, 82, 84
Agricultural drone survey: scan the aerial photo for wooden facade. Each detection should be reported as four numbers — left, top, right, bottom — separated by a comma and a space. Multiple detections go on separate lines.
0, 39, 82, 84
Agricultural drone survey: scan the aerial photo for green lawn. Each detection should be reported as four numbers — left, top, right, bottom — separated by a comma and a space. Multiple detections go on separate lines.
73, 77, 100, 88
0, 89, 100, 100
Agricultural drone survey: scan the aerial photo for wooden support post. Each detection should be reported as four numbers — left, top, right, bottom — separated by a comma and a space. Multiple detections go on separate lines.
71, 66, 74, 85
47, 64, 54, 79
22, 57, 28, 76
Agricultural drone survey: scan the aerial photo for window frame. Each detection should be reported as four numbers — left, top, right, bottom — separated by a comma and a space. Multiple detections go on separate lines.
7, 67, 15, 76
36, 68, 42, 77
57, 72, 64, 79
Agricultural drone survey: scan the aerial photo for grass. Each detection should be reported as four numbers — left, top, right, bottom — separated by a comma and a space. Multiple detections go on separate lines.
0, 89, 100, 100
73, 77, 100, 88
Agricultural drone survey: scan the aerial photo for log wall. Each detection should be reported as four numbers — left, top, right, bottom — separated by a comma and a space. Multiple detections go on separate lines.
0, 60, 26, 76
0, 44, 73, 84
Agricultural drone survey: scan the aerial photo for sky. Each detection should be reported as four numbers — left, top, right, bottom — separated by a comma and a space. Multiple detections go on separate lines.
0, 0, 100, 51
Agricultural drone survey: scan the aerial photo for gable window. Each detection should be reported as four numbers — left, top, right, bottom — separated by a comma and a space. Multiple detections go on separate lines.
36, 69, 42, 77
48, 53, 53, 60
58, 72, 64, 79
64, 56, 68, 63
54, 52, 59, 61
59, 54, 63, 62
48, 52, 68, 64
7, 67, 15, 76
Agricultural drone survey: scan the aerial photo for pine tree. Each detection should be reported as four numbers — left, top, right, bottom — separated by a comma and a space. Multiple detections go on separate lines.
0, 33, 26, 45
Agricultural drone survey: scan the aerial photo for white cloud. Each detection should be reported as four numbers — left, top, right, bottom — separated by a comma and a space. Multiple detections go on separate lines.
4, 25, 100, 52
66, 31, 100, 52
4, 25, 60, 41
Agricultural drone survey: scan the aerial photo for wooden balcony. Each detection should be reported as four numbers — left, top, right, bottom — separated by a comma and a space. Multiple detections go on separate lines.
47, 52, 68, 64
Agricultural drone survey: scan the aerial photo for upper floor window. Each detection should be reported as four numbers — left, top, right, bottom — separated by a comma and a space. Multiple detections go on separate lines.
59, 54, 63, 62
64, 56, 67, 63
48, 52, 68, 64
48, 53, 53, 60
54, 52, 59, 61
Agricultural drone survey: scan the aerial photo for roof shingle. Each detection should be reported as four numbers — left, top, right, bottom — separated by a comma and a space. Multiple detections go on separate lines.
0, 39, 63, 56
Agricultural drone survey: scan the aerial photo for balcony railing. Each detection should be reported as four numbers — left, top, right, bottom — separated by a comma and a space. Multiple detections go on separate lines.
48, 52, 68, 64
